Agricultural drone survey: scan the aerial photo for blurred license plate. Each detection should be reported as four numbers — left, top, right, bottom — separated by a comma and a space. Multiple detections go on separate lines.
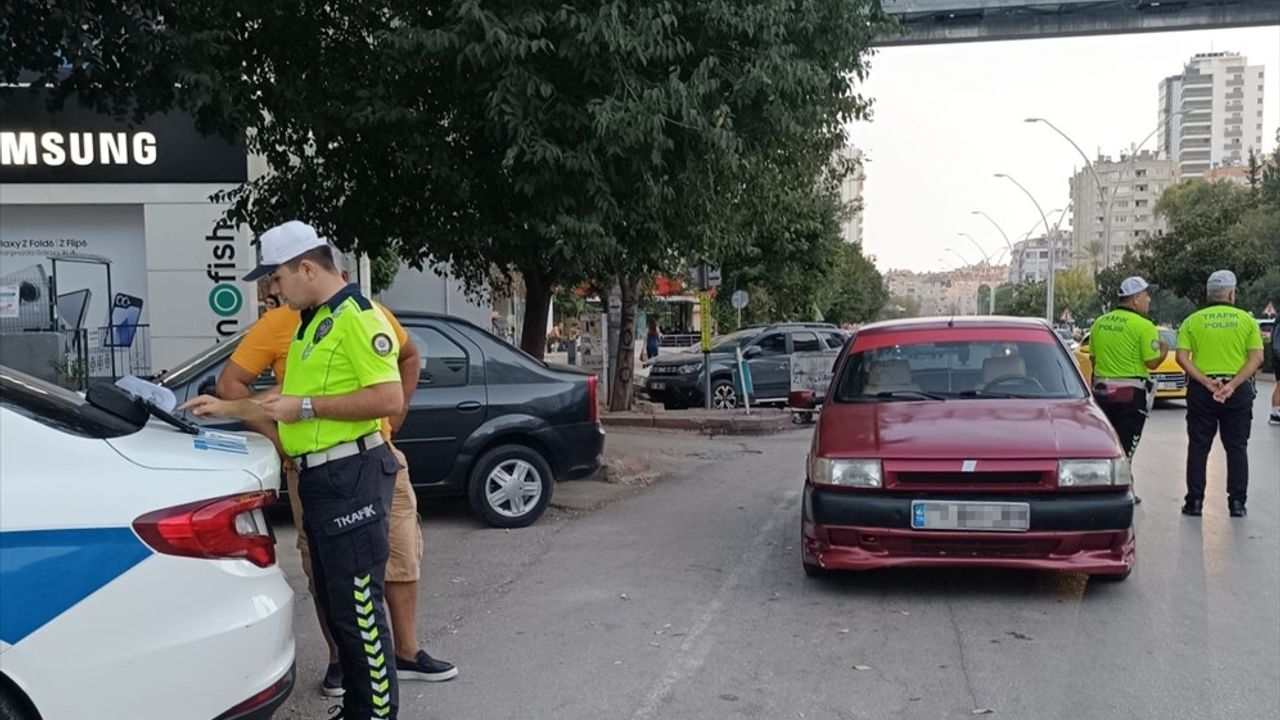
648, 381, 665, 390
911, 501, 1030, 532
1157, 381, 1177, 390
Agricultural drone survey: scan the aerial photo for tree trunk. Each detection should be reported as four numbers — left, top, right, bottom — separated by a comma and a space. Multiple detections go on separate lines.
520, 270, 553, 360
609, 276, 639, 412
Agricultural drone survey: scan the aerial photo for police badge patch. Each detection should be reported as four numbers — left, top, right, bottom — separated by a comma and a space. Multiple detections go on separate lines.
372, 333, 393, 356
314, 317, 334, 344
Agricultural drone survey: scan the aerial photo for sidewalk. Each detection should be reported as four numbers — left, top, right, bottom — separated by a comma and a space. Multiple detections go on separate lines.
601, 407, 795, 436
550, 449, 660, 513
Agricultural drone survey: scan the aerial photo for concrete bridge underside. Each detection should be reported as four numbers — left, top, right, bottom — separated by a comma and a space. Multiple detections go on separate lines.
875, 0, 1280, 46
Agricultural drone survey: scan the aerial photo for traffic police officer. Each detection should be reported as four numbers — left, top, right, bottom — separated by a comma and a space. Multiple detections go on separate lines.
1088, 276, 1168, 504
184, 221, 403, 719
1176, 270, 1265, 518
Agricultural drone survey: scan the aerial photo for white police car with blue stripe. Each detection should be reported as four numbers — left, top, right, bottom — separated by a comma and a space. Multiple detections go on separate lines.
0, 367, 295, 720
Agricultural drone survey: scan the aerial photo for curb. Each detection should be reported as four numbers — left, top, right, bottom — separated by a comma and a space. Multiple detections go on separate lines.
601, 412, 794, 436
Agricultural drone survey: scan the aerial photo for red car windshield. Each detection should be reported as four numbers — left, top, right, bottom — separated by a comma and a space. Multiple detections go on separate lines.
834, 328, 1087, 401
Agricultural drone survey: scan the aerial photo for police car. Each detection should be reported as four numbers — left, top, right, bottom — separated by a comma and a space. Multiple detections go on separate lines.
0, 367, 295, 720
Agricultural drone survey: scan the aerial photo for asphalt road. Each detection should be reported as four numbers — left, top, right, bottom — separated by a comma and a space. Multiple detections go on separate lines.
275, 380, 1280, 720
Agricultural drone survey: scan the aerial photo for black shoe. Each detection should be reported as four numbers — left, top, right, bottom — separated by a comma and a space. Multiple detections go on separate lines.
396, 650, 459, 682
1229, 501, 1247, 518
1181, 500, 1203, 516
321, 662, 344, 697
325, 705, 344, 719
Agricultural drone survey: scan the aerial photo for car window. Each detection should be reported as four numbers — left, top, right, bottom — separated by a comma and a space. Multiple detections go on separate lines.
792, 331, 821, 353
406, 326, 469, 388
823, 332, 847, 350
835, 334, 1085, 401
753, 333, 788, 356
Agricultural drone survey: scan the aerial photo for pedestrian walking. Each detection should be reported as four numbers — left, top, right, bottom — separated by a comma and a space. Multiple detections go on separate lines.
644, 317, 662, 361
1176, 270, 1266, 518
215, 252, 456, 698
1088, 276, 1168, 504
182, 221, 407, 719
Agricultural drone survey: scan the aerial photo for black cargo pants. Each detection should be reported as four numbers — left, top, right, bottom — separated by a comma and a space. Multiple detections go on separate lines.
1185, 380, 1254, 505
1093, 380, 1151, 461
299, 443, 400, 719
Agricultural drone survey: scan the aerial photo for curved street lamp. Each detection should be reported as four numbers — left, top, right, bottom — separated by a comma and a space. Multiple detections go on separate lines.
1025, 117, 1112, 263
970, 210, 1015, 257
995, 173, 1055, 324
956, 233, 993, 264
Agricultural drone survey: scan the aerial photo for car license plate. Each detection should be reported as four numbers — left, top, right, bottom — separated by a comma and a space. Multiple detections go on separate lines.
911, 501, 1030, 532
648, 381, 665, 391
1157, 381, 1176, 390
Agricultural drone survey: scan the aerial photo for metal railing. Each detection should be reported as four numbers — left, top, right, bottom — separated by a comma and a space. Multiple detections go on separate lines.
56, 325, 153, 390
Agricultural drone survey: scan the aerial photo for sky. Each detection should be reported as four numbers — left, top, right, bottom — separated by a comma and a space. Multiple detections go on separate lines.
848, 26, 1280, 273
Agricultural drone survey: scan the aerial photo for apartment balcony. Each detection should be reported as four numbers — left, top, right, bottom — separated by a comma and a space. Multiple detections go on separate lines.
1226, 78, 1244, 88
1182, 98, 1213, 111
1225, 128, 1243, 139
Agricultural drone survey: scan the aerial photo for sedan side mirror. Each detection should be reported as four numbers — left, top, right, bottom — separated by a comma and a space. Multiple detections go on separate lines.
743, 346, 762, 359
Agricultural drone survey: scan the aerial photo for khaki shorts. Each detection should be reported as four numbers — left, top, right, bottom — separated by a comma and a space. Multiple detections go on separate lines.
285, 443, 424, 586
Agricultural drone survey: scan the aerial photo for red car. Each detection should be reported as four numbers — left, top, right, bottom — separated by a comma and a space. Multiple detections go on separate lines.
800, 316, 1135, 581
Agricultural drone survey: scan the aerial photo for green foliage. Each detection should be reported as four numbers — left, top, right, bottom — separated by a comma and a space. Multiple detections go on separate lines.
370, 252, 401, 295
1145, 179, 1271, 303
993, 281, 1045, 319
879, 294, 921, 320
821, 242, 887, 325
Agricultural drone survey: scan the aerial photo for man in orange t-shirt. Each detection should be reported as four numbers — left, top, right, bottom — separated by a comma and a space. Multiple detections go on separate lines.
218, 292, 458, 696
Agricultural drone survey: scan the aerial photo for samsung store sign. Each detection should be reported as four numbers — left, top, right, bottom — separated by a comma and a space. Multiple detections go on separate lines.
0, 89, 247, 184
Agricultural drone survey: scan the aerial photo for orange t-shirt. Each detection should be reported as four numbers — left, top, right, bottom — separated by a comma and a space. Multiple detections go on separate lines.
229, 303, 411, 440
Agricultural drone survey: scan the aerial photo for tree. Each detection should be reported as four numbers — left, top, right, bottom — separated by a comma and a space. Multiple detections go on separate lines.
9, 0, 892, 410
993, 281, 1046, 319
1146, 180, 1270, 303
1075, 239, 1106, 278
878, 295, 920, 320
1054, 266, 1098, 323
821, 242, 886, 326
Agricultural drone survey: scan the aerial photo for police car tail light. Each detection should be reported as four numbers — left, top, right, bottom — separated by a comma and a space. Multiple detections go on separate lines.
133, 491, 278, 568
587, 375, 599, 423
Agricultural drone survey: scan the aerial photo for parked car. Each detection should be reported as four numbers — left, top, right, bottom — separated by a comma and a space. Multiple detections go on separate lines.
0, 366, 295, 720
1074, 327, 1187, 399
156, 311, 604, 528
643, 323, 848, 409
800, 317, 1135, 582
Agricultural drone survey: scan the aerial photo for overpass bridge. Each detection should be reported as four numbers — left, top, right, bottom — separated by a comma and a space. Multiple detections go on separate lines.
876, 0, 1280, 45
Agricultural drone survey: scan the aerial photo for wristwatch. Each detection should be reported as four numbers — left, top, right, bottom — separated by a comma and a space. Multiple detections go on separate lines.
300, 396, 316, 421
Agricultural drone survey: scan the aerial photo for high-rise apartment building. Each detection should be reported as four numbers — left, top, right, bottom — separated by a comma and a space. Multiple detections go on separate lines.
1159, 52, 1266, 178
1069, 151, 1178, 267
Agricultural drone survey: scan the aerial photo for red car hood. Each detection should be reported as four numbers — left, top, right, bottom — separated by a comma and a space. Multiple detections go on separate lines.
817, 398, 1120, 460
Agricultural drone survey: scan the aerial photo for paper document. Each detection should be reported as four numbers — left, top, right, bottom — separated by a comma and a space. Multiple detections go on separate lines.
115, 374, 178, 413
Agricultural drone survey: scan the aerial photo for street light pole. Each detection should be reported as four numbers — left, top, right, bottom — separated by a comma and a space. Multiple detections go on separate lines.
1100, 111, 1185, 264
971, 210, 1015, 258
995, 173, 1055, 324
956, 233, 993, 264
944, 247, 971, 267
1025, 117, 1110, 268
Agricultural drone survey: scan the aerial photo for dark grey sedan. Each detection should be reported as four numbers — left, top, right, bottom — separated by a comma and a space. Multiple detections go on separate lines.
157, 311, 604, 528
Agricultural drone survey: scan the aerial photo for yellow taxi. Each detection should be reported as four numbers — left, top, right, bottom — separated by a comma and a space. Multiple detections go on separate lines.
1075, 327, 1187, 399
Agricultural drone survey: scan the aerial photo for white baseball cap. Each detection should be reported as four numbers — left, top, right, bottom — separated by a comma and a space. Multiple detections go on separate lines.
1118, 276, 1157, 298
243, 220, 329, 281
1206, 269, 1237, 293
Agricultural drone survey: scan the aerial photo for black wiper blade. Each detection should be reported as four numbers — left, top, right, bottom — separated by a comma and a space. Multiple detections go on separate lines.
957, 390, 1035, 399
873, 390, 948, 401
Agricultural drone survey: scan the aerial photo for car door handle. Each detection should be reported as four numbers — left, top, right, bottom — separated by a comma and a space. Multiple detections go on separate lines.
456, 401, 482, 412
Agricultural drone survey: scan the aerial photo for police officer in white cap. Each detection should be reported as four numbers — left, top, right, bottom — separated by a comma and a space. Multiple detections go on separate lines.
1088, 276, 1168, 504
1176, 270, 1265, 518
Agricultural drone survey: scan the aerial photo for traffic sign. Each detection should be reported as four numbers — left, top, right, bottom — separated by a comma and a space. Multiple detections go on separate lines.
1264, 301, 1276, 318
705, 267, 722, 288
699, 291, 712, 352
731, 290, 749, 309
